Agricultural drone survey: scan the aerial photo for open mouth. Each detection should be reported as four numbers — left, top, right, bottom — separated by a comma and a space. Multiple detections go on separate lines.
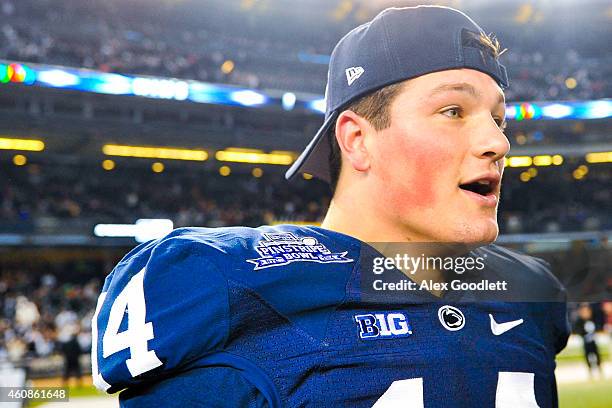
459, 180, 494, 196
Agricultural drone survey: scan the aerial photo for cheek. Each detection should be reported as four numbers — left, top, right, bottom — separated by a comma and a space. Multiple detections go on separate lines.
381, 142, 455, 209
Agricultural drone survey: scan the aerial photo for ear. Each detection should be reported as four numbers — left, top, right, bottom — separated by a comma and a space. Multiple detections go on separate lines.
334, 110, 373, 173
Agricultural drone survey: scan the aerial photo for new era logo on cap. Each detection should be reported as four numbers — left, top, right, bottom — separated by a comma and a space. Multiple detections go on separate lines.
345, 66, 364, 86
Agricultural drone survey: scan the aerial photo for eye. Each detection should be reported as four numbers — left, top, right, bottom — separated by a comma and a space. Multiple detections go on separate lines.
441, 106, 462, 119
494, 117, 507, 132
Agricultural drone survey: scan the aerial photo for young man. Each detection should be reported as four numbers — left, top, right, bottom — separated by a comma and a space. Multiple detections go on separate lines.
92, 6, 569, 407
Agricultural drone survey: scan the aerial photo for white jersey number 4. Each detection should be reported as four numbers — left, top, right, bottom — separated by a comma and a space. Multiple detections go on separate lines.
91, 268, 162, 391
374, 372, 539, 407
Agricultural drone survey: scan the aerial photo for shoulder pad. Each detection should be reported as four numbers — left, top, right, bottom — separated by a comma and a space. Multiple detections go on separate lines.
92, 230, 230, 393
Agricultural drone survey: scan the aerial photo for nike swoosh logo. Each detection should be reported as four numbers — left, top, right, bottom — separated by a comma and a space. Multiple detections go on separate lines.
489, 314, 524, 335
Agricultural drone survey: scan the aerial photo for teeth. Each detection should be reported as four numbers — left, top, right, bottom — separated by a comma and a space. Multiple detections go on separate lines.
477, 180, 491, 185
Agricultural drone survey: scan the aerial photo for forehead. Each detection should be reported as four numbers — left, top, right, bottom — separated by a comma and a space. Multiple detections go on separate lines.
395, 69, 505, 105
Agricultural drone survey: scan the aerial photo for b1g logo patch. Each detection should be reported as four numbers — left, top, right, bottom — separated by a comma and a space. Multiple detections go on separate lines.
354, 312, 412, 340
246, 232, 353, 270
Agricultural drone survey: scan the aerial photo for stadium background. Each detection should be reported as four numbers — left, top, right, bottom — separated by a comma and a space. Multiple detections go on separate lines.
0, 0, 610, 406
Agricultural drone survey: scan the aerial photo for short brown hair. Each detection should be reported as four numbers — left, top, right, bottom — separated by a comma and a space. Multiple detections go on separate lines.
463, 30, 506, 59
328, 81, 405, 193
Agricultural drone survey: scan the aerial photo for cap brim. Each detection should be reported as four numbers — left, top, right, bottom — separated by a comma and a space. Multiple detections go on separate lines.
285, 110, 338, 183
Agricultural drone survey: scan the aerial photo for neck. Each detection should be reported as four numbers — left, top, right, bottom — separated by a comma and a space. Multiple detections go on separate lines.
321, 188, 430, 243
321, 198, 388, 242
321, 188, 449, 297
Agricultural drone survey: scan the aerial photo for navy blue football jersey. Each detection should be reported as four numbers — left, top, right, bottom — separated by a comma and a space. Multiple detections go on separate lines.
92, 225, 569, 407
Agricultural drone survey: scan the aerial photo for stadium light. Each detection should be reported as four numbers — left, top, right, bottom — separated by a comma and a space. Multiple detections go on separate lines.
0, 137, 45, 151
541, 103, 573, 119
10, 60, 611, 120
215, 148, 296, 165
219, 165, 231, 176
282, 92, 297, 111
507, 156, 532, 167
583, 100, 612, 119
102, 144, 208, 161
229, 90, 267, 107
94, 73, 133, 95
0, 63, 36, 84
102, 159, 115, 170
13, 154, 27, 166
135, 219, 173, 243
511, 103, 542, 121
132, 77, 189, 100
221, 60, 235, 75
36, 69, 79, 87
532, 155, 552, 166
505, 155, 564, 168
93, 219, 173, 243
585, 151, 612, 163
572, 168, 586, 180
151, 162, 164, 173
94, 224, 137, 238
564, 77, 577, 89
309, 98, 326, 114
551, 155, 564, 165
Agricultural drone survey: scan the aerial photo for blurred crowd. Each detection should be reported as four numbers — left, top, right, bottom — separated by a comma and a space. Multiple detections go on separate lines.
0, 163, 610, 235
0, 269, 100, 368
571, 302, 612, 379
499, 167, 611, 233
0, 163, 328, 232
1, 0, 610, 100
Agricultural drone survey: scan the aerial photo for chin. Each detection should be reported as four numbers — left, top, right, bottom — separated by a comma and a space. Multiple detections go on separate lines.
450, 218, 499, 245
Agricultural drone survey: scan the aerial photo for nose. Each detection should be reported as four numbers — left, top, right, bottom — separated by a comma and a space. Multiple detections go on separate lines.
472, 117, 510, 162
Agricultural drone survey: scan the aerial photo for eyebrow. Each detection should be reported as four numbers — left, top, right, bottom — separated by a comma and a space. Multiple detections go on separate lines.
428, 82, 505, 106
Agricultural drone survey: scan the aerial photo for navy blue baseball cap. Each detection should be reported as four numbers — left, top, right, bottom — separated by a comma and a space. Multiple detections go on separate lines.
285, 5, 508, 182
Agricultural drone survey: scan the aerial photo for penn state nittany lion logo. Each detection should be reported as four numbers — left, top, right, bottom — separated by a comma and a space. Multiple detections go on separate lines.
438, 305, 465, 331
246, 232, 353, 270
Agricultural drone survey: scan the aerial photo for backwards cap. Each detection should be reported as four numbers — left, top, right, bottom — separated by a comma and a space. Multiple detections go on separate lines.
285, 5, 508, 182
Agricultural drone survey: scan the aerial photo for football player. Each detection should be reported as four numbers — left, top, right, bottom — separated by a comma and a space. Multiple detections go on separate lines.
92, 6, 569, 407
